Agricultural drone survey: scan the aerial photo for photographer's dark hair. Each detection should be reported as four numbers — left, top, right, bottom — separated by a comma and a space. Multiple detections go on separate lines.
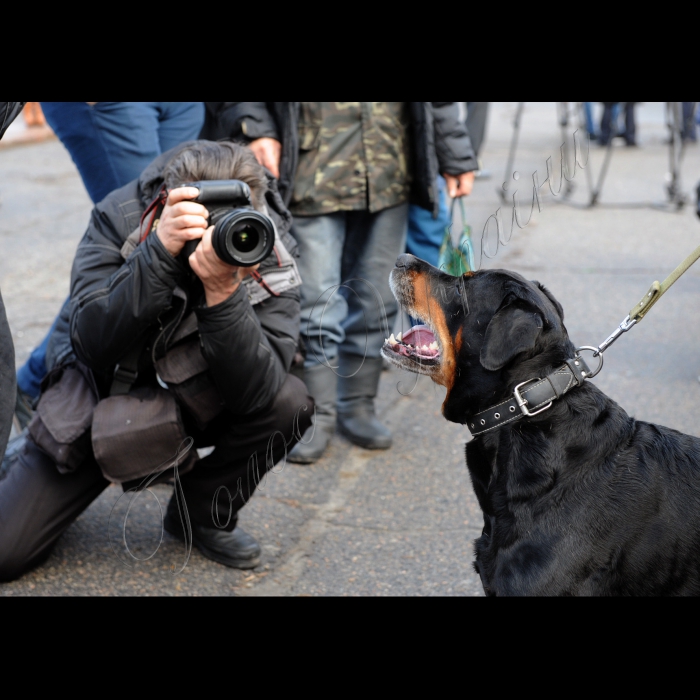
162, 140, 268, 210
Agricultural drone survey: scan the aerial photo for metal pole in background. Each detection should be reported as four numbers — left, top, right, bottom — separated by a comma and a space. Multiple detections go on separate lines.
498, 102, 524, 203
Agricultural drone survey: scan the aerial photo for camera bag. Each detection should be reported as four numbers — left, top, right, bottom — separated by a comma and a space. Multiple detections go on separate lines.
92, 386, 195, 483
91, 337, 196, 484
28, 361, 98, 474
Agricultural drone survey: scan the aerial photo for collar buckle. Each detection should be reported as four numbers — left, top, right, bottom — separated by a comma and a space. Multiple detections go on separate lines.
513, 378, 553, 417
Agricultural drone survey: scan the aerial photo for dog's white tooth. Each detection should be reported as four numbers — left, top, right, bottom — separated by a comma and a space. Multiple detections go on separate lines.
429, 341, 438, 350
389, 333, 397, 345
422, 344, 429, 351
396, 332, 402, 342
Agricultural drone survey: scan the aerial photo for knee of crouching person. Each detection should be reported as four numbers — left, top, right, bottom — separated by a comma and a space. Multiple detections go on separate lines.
272, 374, 314, 444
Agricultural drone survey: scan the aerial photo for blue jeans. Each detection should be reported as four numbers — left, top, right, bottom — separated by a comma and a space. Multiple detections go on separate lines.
41, 102, 204, 204
16, 318, 57, 399
17, 103, 205, 399
583, 102, 596, 139
293, 203, 409, 369
406, 176, 449, 268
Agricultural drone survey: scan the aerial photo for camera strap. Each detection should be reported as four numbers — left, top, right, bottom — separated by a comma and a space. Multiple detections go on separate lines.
110, 340, 146, 396
249, 269, 280, 297
139, 183, 168, 243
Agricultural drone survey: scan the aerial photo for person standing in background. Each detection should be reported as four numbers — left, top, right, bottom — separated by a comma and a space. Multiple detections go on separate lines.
203, 102, 478, 463
599, 102, 637, 147
406, 102, 486, 269
682, 102, 697, 143
40, 102, 205, 204
466, 102, 489, 176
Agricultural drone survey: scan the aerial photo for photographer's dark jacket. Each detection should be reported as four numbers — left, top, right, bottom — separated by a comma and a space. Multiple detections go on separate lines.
200, 102, 477, 217
47, 145, 300, 417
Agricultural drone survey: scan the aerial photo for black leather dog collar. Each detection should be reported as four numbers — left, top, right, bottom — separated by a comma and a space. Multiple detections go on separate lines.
466, 356, 592, 436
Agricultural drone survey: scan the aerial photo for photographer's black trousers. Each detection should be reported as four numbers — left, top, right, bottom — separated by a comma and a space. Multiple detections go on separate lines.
0, 374, 312, 582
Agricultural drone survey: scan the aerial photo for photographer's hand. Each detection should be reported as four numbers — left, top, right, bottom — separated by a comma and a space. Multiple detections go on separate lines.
249, 138, 281, 179
156, 186, 209, 256
444, 171, 475, 198
189, 225, 259, 307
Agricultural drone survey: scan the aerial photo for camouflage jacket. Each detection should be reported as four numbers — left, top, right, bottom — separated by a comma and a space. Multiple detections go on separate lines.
290, 102, 411, 216
201, 102, 477, 218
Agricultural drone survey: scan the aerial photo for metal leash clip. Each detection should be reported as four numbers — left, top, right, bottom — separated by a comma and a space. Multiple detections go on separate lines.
575, 315, 637, 380
594, 315, 637, 357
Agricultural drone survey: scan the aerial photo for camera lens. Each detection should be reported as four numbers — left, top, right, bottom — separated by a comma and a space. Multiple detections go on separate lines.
211, 209, 275, 266
232, 225, 259, 254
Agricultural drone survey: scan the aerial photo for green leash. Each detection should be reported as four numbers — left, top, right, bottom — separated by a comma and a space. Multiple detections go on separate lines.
576, 242, 700, 374
628, 242, 700, 322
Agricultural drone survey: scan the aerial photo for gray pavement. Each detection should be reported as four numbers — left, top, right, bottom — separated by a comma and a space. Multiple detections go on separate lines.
1, 102, 699, 596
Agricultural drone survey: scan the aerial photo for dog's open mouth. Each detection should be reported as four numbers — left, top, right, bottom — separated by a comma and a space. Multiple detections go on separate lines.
382, 324, 441, 366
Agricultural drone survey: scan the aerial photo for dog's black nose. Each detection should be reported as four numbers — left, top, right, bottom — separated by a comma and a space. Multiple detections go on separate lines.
395, 254, 416, 269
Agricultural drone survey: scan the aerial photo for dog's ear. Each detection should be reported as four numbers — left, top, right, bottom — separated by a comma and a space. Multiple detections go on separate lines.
533, 281, 564, 323
480, 298, 544, 371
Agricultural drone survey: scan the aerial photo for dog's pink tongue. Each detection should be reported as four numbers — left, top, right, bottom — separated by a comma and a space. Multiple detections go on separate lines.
402, 325, 435, 347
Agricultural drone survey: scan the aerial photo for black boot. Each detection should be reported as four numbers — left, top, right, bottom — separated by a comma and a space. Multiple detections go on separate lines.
164, 502, 261, 570
288, 363, 337, 464
337, 355, 392, 450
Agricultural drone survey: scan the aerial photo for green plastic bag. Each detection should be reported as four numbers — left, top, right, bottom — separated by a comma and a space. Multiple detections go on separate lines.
438, 197, 475, 276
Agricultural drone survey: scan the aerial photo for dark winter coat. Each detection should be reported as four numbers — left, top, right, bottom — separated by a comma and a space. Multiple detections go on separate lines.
0, 103, 24, 456
0, 291, 15, 458
200, 102, 477, 217
0, 103, 25, 140
48, 144, 300, 416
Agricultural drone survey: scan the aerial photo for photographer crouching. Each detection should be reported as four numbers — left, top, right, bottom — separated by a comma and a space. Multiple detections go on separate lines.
0, 141, 313, 581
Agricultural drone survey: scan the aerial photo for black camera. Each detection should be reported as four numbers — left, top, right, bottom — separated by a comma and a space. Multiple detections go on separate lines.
180, 180, 275, 267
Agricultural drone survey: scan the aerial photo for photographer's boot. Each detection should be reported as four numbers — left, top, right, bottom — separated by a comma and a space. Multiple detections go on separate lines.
337, 354, 392, 450
288, 363, 337, 464
164, 502, 261, 570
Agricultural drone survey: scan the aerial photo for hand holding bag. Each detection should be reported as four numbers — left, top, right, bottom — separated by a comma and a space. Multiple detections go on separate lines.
438, 197, 476, 276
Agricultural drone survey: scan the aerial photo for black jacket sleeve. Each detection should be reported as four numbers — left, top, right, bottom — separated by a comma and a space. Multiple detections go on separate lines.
0, 103, 25, 141
69, 204, 187, 370
431, 102, 478, 175
200, 102, 279, 142
195, 286, 299, 415
0, 290, 16, 457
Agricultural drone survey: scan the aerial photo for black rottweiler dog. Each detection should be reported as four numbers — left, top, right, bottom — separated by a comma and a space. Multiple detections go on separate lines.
382, 254, 700, 596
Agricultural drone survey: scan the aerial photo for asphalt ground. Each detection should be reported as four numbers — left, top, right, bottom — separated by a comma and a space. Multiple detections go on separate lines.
1, 102, 699, 596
